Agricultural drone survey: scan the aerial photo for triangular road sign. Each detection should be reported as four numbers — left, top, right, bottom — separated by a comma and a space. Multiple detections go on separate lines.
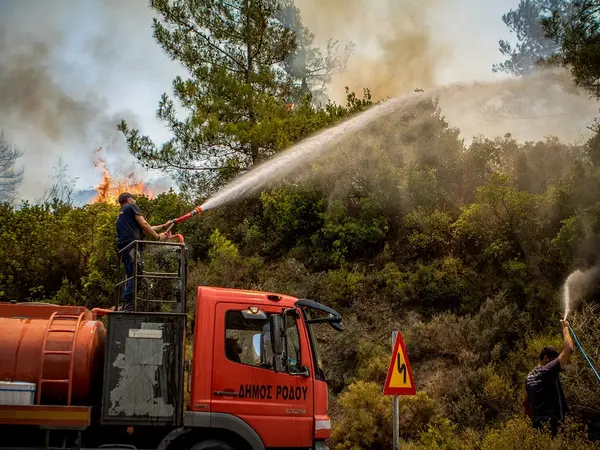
383, 332, 416, 396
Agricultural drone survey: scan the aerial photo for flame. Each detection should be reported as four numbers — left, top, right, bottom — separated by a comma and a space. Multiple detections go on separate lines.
92, 147, 154, 204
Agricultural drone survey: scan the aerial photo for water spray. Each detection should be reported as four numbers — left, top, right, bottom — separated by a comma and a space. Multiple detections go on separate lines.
561, 267, 600, 321
563, 283, 570, 321
560, 267, 600, 382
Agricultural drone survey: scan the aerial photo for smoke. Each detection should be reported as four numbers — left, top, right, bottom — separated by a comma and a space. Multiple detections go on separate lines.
4, 0, 599, 203
437, 68, 599, 144
0, 0, 178, 201
295, 0, 451, 101
294, 0, 599, 144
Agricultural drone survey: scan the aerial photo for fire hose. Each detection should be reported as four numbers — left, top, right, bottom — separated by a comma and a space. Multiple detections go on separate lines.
163, 206, 203, 243
568, 324, 600, 383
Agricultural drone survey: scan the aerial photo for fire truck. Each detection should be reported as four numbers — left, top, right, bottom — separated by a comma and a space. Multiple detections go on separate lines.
0, 235, 344, 450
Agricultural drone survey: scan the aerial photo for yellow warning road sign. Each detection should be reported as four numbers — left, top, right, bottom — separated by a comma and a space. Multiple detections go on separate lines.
383, 332, 416, 396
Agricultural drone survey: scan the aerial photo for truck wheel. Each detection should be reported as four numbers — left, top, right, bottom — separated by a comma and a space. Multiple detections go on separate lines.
190, 440, 235, 450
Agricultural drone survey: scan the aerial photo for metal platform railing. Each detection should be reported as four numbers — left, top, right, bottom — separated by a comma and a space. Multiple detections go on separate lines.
114, 240, 187, 314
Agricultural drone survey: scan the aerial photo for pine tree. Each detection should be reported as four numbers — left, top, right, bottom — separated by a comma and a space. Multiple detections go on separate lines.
0, 130, 24, 204
119, 0, 354, 197
493, 0, 571, 75
276, 0, 354, 105
542, 0, 600, 98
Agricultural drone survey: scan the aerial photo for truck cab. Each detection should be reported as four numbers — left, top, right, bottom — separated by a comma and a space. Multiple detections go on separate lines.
188, 287, 342, 449
0, 238, 343, 450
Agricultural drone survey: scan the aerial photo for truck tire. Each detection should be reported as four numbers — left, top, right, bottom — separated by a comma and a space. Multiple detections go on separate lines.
190, 440, 236, 450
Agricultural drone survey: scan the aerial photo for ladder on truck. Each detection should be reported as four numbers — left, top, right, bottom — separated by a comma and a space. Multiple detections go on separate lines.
37, 311, 85, 450
37, 311, 85, 405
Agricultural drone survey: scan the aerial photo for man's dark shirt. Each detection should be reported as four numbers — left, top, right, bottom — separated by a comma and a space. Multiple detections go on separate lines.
525, 358, 568, 423
116, 203, 143, 249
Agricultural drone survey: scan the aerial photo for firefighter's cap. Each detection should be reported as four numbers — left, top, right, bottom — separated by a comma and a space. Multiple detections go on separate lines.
118, 192, 137, 205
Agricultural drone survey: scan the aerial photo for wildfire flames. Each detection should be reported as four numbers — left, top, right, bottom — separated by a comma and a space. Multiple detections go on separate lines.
92, 147, 154, 204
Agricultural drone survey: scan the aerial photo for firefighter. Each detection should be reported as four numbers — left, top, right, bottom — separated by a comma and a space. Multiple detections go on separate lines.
524, 319, 574, 436
116, 192, 168, 311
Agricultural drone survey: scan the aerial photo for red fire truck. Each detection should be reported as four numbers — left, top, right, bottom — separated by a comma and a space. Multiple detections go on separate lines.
0, 237, 344, 450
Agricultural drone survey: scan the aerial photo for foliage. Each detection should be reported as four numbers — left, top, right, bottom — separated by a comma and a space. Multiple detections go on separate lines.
330, 381, 393, 450
414, 417, 471, 450
0, 201, 119, 306
542, 0, 600, 100
493, 0, 570, 75
563, 303, 600, 421
6, 52, 600, 448
480, 416, 600, 450
276, 0, 354, 104
118, 0, 369, 197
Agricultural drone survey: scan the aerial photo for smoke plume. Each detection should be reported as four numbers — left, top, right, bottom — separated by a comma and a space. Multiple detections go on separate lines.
437, 68, 599, 144
0, 0, 176, 201
4, 0, 600, 202
294, 0, 599, 144
296, 0, 450, 101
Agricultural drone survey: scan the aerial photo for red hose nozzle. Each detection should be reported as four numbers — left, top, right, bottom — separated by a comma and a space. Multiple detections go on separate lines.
162, 207, 202, 244
169, 206, 203, 226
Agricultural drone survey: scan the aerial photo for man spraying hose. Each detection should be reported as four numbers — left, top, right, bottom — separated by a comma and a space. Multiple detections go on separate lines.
524, 319, 574, 436
116, 192, 170, 311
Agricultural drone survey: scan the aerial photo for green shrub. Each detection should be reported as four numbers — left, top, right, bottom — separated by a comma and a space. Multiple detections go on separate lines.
416, 417, 470, 450
355, 341, 390, 385
330, 381, 392, 450
481, 416, 599, 450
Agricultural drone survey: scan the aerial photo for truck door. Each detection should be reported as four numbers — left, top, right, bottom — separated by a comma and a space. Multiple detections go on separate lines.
211, 303, 314, 448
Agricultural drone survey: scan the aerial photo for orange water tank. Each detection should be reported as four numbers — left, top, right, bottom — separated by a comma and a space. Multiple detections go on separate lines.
0, 303, 106, 406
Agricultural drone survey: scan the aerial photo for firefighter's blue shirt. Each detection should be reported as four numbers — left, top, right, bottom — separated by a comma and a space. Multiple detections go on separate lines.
116, 203, 143, 249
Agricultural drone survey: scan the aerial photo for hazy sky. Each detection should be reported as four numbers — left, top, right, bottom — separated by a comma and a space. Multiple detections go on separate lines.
1, 0, 527, 201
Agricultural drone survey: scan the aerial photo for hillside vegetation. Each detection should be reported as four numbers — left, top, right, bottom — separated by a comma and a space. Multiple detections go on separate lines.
3, 95, 600, 448
3, 0, 600, 448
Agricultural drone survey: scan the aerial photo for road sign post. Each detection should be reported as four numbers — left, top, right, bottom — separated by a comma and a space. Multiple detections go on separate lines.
384, 330, 416, 450
392, 331, 399, 450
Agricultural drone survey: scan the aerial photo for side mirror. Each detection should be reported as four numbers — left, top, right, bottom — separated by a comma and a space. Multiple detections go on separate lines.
271, 315, 285, 373
330, 318, 344, 332
295, 299, 344, 333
